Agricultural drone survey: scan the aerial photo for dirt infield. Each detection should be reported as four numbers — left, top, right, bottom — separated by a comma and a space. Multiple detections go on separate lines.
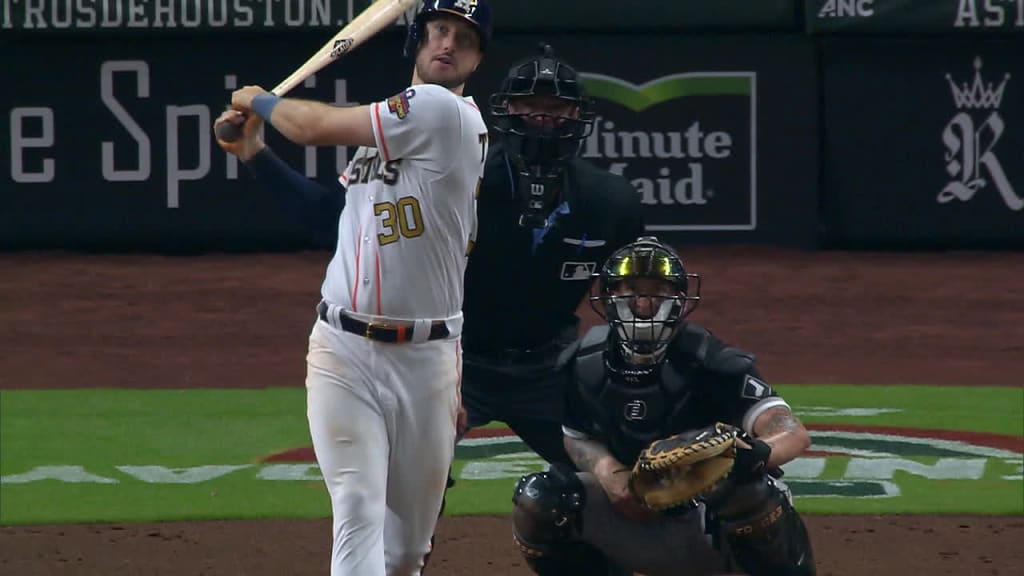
1, 247, 1022, 575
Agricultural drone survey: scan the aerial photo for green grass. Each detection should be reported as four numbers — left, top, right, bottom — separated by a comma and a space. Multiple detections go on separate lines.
0, 475, 331, 524
1, 385, 1021, 525
1, 389, 312, 466
794, 479, 1024, 515
780, 385, 1024, 436
1, 389, 325, 524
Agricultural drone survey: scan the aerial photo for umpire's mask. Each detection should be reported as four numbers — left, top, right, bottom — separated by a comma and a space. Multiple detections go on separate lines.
591, 237, 702, 365
489, 43, 595, 228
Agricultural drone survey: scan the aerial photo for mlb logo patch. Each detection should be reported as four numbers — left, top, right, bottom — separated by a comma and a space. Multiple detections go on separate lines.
387, 89, 416, 119
561, 261, 595, 280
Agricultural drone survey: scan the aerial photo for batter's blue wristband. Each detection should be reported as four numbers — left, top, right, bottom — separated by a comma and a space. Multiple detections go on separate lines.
251, 93, 281, 121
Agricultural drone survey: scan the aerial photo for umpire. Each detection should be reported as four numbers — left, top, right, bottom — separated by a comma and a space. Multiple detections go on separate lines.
458, 43, 643, 464
211, 43, 643, 466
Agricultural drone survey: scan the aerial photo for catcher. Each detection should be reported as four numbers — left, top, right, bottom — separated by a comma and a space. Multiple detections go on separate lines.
511, 236, 817, 576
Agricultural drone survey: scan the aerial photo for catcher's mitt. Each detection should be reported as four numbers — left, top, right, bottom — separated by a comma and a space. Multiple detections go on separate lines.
628, 422, 740, 511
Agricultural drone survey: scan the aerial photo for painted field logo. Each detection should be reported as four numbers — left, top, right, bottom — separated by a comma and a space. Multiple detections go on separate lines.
4, 425, 1020, 506
578, 72, 757, 231
454, 425, 1023, 500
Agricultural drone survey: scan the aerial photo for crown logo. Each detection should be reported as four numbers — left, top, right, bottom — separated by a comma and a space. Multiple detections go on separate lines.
945, 57, 1011, 110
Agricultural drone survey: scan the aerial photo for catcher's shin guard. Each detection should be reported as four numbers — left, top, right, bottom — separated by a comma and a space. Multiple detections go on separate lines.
512, 465, 626, 576
712, 477, 816, 576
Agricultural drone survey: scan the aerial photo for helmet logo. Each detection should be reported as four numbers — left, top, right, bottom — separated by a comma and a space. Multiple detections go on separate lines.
454, 0, 477, 11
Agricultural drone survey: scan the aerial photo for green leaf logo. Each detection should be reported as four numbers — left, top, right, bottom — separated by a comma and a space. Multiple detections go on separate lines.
579, 72, 754, 113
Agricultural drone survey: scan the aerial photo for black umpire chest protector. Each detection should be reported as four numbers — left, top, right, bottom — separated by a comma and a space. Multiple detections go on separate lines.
462, 145, 636, 352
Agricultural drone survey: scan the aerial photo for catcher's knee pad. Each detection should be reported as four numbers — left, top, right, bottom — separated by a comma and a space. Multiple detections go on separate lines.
512, 463, 585, 558
711, 477, 816, 576
512, 465, 630, 576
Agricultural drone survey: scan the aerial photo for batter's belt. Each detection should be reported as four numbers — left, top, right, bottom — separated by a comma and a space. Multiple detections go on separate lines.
316, 300, 450, 343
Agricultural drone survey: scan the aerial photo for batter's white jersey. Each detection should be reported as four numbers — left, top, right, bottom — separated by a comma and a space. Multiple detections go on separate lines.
321, 83, 488, 323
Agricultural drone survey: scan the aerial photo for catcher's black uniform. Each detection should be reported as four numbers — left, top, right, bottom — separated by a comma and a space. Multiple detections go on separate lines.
510, 323, 817, 576
563, 323, 786, 468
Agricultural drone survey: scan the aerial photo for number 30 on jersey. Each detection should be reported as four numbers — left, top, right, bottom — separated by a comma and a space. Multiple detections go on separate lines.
373, 133, 488, 247
374, 197, 424, 246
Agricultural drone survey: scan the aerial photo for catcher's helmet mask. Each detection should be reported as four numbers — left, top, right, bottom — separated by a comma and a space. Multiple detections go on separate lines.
490, 43, 596, 228
404, 0, 493, 59
591, 237, 701, 365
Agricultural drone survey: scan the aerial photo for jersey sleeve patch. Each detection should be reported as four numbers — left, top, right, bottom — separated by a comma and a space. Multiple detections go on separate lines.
371, 84, 466, 171
386, 88, 416, 120
741, 374, 773, 400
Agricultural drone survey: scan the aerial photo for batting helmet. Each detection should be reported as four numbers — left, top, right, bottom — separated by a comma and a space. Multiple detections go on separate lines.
404, 0, 493, 59
590, 237, 701, 364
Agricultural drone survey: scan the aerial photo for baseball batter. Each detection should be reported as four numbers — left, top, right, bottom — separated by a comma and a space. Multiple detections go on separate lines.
219, 2, 492, 575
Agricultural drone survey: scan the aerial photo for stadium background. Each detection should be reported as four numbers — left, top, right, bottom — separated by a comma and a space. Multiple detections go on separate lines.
2, 1, 1022, 574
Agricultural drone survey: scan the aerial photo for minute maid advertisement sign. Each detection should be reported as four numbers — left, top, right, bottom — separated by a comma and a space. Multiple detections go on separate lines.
577, 72, 757, 232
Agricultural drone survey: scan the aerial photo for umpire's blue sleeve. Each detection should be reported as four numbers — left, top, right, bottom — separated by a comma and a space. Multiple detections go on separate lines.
244, 147, 344, 248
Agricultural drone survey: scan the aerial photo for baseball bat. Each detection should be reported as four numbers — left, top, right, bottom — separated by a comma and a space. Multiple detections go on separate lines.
216, 0, 419, 142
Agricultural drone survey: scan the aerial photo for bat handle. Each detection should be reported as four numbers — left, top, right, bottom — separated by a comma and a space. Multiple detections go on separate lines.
215, 119, 245, 143
217, 86, 283, 143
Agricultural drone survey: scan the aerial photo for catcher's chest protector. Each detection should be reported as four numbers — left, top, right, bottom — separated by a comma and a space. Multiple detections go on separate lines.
576, 349, 691, 464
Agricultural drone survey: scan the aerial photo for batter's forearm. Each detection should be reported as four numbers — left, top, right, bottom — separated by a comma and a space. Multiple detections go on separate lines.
269, 100, 375, 147
266, 99, 334, 144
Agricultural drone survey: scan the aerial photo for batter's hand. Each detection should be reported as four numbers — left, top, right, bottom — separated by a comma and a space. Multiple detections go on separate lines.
230, 85, 270, 113
214, 109, 266, 161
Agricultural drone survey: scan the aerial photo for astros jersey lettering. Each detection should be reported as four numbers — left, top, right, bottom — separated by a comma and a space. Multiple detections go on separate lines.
321, 83, 488, 322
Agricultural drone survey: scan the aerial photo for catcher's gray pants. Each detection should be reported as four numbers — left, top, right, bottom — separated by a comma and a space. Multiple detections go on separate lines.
576, 472, 733, 576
